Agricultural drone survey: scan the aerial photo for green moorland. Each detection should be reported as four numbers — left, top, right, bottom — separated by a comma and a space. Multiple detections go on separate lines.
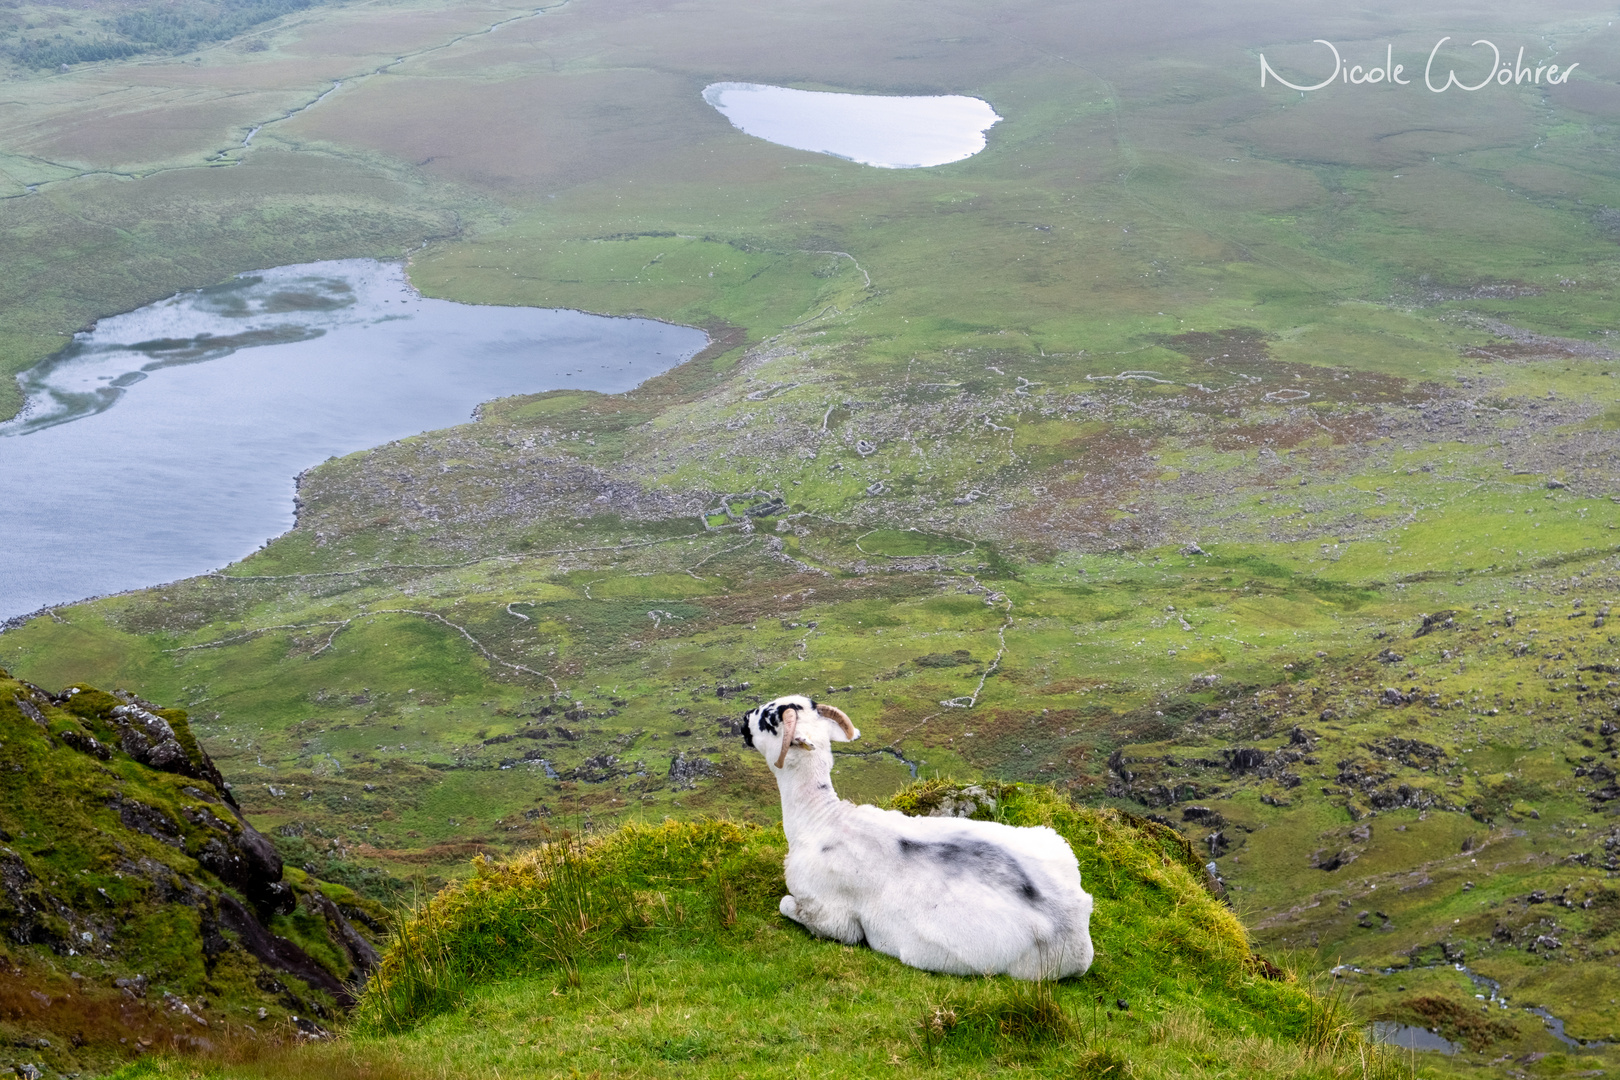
2, 0, 1620, 1074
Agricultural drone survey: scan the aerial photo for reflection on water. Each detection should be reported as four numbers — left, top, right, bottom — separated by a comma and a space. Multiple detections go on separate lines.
0, 260, 706, 620
1367, 1022, 1460, 1055
702, 83, 1000, 168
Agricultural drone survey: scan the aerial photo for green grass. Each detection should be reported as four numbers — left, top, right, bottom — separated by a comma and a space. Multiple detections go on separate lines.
105, 783, 1424, 1079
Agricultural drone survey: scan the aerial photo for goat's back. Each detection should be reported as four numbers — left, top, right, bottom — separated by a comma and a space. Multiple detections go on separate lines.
811, 803, 1094, 979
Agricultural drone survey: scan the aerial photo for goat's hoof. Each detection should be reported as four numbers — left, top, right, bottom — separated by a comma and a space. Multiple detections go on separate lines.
779, 895, 801, 921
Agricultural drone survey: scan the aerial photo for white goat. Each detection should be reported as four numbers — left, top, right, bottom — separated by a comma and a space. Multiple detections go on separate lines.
741, 694, 1094, 980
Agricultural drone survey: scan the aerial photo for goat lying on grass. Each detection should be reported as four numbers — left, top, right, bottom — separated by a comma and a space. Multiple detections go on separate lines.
742, 694, 1093, 980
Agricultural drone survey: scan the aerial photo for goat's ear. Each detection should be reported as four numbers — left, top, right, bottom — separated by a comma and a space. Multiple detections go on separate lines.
815, 702, 859, 742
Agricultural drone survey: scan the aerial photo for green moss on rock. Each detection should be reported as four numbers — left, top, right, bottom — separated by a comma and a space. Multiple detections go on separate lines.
0, 672, 386, 1077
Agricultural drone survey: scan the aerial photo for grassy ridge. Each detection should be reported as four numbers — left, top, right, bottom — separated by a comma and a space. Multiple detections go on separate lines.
111, 783, 1407, 1079
356, 786, 1293, 1034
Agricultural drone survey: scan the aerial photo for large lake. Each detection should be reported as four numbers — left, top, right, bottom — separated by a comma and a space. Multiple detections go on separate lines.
703, 83, 1000, 168
0, 259, 706, 621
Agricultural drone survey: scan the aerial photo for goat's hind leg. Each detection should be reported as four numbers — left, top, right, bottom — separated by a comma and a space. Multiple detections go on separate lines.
779, 894, 863, 944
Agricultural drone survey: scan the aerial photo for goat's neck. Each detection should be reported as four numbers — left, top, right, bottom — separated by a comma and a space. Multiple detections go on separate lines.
775, 755, 844, 844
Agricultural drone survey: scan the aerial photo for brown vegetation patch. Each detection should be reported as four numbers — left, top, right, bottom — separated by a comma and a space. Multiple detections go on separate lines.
1003, 496, 1165, 554
17, 95, 286, 169
1404, 281, 1545, 304
626, 321, 748, 404
109, 578, 262, 636
693, 577, 833, 627
952, 707, 1035, 743
285, 67, 705, 194
1207, 410, 1379, 453
0, 963, 244, 1073
1162, 328, 1420, 407
868, 701, 968, 749
1053, 426, 1156, 469
1459, 319, 1616, 362
833, 573, 952, 603
695, 758, 779, 825
1010, 426, 1159, 547
1106, 710, 1179, 745
351, 840, 494, 865
1463, 341, 1589, 361
1165, 328, 1273, 366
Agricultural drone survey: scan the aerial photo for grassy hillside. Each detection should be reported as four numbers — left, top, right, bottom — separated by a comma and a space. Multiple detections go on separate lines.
107, 783, 1416, 1079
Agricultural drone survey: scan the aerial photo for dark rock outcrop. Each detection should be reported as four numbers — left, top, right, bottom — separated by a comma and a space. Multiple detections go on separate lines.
0, 673, 388, 1071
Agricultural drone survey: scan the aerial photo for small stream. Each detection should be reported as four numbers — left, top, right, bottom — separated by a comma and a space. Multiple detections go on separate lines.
220, 81, 340, 161
835, 746, 922, 779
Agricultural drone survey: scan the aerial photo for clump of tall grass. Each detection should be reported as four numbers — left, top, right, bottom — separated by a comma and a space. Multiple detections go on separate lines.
355, 889, 475, 1034
353, 819, 778, 1033
1071, 1046, 1136, 1079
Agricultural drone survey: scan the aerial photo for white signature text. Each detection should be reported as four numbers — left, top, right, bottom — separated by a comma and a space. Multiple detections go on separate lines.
1261, 39, 1578, 91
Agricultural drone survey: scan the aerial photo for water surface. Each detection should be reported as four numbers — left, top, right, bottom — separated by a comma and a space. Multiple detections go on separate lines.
1367, 1022, 1459, 1055
0, 260, 706, 620
702, 83, 1000, 168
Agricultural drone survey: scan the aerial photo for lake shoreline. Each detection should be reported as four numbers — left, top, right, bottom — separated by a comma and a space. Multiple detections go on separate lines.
0, 259, 709, 621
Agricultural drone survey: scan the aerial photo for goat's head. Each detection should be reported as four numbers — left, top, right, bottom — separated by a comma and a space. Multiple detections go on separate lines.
741, 695, 859, 770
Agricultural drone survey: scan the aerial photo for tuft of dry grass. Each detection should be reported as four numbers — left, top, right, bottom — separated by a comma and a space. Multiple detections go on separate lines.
110, 1040, 453, 1080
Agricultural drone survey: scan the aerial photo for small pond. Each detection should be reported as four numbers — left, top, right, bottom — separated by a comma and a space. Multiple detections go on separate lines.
1366, 1022, 1460, 1055
0, 259, 707, 621
702, 82, 1000, 168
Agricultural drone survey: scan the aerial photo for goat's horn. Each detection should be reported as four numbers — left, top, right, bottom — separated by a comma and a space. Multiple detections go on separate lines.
816, 702, 856, 740
773, 706, 800, 769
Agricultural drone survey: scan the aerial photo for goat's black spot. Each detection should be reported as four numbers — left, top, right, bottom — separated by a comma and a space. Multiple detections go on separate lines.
741, 722, 755, 749
897, 836, 1045, 907
756, 704, 782, 735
